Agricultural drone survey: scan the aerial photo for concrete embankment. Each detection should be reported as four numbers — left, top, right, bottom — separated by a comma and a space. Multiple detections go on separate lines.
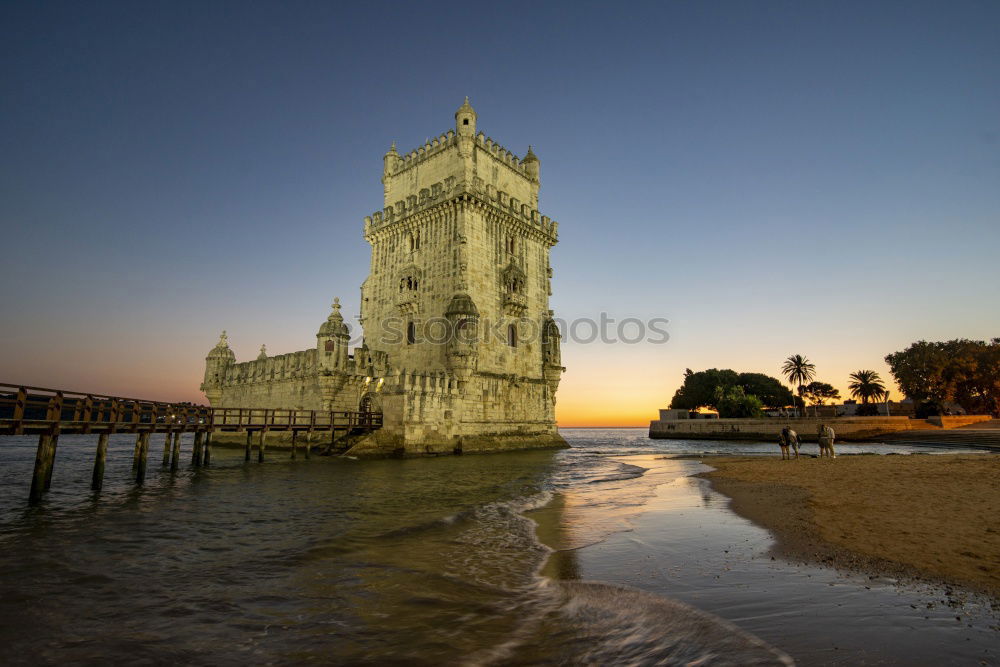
649, 415, 994, 442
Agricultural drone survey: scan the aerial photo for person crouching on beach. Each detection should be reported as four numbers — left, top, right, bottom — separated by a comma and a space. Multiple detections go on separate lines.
780, 426, 800, 460
817, 423, 836, 458
786, 427, 800, 458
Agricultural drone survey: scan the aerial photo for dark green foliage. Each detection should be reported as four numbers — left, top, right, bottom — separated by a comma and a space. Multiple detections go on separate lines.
737, 373, 795, 409
915, 401, 944, 419
855, 403, 880, 417
886, 339, 1000, 415
714, 386, 765, 419
669, 368, 739, 410
670, 368, 792, 410
848, 370, 887, 403
801, 381, 840, 406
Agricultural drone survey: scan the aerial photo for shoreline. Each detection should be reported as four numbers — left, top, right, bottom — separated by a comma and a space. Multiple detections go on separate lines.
699, 453, 1000, 598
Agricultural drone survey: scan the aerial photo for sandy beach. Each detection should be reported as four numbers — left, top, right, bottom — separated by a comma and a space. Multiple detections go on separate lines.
702, 453, 1000, 596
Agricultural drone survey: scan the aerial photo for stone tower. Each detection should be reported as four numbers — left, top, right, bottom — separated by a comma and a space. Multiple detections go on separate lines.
201, 100, 565, 456
359, 98, 564, 450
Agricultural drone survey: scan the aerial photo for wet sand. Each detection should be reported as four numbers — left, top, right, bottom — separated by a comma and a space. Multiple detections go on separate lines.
702, 453, 1000, 596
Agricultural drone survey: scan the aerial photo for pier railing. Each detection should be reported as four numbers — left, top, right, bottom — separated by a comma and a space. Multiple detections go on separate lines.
0, 383, 382, 503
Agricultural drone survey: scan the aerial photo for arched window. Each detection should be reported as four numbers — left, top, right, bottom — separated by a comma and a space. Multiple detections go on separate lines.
324, 340, 335, 352
507, 324, 517, 348
406, 321, 416, 345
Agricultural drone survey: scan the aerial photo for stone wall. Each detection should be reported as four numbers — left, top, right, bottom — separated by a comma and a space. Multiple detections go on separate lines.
927, 415, 993, 428
649, 417, 920, 442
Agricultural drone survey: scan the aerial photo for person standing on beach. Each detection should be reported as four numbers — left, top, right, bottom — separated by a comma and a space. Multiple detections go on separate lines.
778, 430, 790, 459
817, 423, 836, 458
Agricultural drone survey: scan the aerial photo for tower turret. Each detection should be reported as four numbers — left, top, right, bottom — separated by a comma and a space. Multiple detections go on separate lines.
383, 142, 400, 178
445, 293, 480, 380
542, 312, 564, 402
523, 145, 539, 182
455, 96, 477, 135
317, 297, 351, 370
201, 330, 235, 404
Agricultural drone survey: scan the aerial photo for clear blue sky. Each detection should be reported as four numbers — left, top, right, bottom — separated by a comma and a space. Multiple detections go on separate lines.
2, 1, 998, 423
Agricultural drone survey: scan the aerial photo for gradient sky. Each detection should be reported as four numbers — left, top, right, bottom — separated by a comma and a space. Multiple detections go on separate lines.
2, 1, 998, 426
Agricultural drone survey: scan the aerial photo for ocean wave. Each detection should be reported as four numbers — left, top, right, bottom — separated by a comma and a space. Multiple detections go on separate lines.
465, 579, 793, 666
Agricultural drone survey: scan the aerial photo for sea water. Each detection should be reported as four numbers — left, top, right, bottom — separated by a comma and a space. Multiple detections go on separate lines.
0, 429, 992, 664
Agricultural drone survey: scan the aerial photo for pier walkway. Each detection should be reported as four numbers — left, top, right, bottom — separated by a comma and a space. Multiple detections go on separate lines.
0, 383, 382, 503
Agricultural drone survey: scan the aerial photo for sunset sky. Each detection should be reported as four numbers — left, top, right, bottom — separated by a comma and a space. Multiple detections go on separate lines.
2, 2, 998, 426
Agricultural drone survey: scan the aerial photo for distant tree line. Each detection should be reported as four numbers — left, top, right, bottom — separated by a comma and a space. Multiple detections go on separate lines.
885, 338, 1000, 416
668, 338, 999, 420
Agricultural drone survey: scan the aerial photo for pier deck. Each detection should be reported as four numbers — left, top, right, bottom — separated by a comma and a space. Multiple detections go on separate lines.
0, 383, 382, 502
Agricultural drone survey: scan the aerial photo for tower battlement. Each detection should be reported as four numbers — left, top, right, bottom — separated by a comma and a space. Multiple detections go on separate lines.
380, 98, 540, 213
388, 131, 533, 178
364, 187, 558, 241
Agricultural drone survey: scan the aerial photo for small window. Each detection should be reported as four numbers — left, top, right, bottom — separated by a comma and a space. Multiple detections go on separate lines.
507, 324, 517, 348
463, 119, 469, 125
407, 322, 416, 345
324, 340, 335, 352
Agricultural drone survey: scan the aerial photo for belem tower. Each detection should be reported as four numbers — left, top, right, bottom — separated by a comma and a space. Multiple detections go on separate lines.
200, 99, 566, 456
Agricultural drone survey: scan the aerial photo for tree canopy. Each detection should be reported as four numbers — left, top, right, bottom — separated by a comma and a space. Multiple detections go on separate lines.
848, 370, 887, 404
885, 339, 1000, 415
714, 385, 765, 418
670, 368, 793, 411
801, 381, 841, 406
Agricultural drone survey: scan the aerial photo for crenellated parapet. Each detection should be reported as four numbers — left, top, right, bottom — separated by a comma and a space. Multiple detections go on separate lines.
365, 187, 558, 243
222, 348, 319, 386
385, 131, 535, 180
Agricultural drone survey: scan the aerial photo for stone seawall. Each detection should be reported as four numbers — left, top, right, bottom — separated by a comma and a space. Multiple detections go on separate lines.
208, 429, 568, 458
649, 417, 918, 442
926, 415, 993, 429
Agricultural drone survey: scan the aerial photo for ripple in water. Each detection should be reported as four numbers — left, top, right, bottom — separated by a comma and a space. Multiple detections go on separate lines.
0, 430, 809, 664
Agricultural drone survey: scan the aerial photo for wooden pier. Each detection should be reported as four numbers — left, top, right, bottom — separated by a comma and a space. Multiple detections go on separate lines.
0, 383, 382, 503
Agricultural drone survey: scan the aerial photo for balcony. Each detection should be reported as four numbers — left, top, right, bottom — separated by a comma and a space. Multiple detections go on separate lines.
502, 292, 527, 317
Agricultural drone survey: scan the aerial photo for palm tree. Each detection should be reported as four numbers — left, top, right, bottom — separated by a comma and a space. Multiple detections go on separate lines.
781, 355, 816, 416
848, 370, 887, 404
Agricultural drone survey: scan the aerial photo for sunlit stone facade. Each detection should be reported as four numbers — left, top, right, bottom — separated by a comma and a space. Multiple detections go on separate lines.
200, 100, 565, 456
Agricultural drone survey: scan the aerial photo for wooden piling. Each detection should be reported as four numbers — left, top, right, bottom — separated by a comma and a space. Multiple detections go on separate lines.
29, 432, 53, 503
43, 430, 60, 491
258, 430, 266, 463
305, 429, 312, 459
192, 431, 204, 466
132, 433, 143, 470
136, 432, 150, 484
170, 431, 181, 471
91, 433, 109, 490
203, 432, 212, 466
245, 430, 252, 461
290, 430, 297, 459
162, 430, 172, 466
